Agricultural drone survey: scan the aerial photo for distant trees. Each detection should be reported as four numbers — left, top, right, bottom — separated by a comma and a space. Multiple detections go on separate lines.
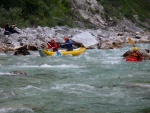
0, 0, 73, 28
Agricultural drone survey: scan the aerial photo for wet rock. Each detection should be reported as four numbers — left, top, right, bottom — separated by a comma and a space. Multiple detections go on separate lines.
135, 36, 141, 39
122, 50, 131, 57
111, 42, 122, 48
117, 32, 124, 36
145, 49, 150, 53
14, 45, 30, 55
16, 45, 28, 50
14, 50, 30, 56
10, 71, 27, 75
148, 36, 150, 41
126, 83, 150, 88
28, 45, 38, 51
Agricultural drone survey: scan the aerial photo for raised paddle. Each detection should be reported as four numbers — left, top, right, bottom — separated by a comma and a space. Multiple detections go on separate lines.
128, 38, 136, 47
128, 38, 146, 61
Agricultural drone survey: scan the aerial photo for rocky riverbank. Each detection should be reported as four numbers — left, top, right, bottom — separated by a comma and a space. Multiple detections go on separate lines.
0, 20, 150, 59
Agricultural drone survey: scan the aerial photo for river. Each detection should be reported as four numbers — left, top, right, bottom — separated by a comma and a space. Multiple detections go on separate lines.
0, 44, 150, 113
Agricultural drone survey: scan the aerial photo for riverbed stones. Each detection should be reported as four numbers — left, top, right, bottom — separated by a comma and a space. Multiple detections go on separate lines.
0, 22, 149, 59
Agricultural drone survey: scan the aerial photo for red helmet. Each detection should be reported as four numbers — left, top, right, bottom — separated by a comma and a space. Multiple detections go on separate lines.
51, 38, 55, 42
51, 38, 55, 43
64, 37, 69, 41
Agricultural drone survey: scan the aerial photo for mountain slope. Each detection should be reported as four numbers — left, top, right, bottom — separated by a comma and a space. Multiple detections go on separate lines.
99, 0, 150, 29
0, 0, 150, 30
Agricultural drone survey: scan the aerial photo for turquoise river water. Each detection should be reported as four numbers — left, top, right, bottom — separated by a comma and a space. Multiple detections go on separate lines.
0, 44, 150, 113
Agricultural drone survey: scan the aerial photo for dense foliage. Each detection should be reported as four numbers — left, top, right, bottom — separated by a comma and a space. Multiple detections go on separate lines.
0, 0, 75, 28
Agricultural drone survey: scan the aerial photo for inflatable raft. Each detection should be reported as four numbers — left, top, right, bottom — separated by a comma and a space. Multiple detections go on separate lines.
126, 57, 142, 62
38, 47, 86, 57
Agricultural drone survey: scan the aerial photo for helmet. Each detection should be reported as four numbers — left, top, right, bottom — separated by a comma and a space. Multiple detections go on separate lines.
51, 38, 55, 41
64, 37, 69, 41
133, 47, 138, 51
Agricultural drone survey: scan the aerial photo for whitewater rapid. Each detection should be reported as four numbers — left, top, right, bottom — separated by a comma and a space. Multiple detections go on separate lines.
0, 44, 150, 113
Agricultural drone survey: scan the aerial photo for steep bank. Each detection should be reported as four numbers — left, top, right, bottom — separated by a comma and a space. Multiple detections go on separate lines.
0, 0, 150, 30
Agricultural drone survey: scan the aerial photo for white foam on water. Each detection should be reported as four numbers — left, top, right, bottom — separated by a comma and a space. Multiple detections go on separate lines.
127, 74, 134, 77
51, 83, 125, 99
101, 56, 122, 65
0, 53, 8, 56
0, 107, 34, 113
0, 72, 24, 76
16, 64, 85, 68
20, 85, 47, 92
93, 87, 125, 99
101, 60, 120, 65
17, 85, 49, 97
0, 72, 12, 75
51, 83, 95, 94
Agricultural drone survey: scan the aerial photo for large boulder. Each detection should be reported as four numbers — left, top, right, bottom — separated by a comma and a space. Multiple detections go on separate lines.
14, 45, 30, 56
72, 32, 99, 48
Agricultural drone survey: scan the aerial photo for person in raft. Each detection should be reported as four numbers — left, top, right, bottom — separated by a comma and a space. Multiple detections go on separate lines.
47, 38, 58, 52
61, 36, 74, 51
129, 47, 142, 60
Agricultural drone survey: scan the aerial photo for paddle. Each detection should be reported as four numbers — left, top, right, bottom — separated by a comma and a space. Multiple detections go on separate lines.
128, 38, 146, 61
128, 38, 135, 46
47, 43, 62, 56
56, 50, 62, 56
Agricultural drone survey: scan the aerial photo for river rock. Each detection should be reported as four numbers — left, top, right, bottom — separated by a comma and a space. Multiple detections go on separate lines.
14, 45, 30, 56
14, 50, 30, 56
72, 32, 99, 48
0, 23, 150, 53
10, 71, 27, 75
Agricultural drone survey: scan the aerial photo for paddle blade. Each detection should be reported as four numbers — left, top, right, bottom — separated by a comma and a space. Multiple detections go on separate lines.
56, 51, 62, 56
128, 38, 135, 46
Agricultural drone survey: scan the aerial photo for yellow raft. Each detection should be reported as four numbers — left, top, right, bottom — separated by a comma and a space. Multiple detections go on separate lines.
43, 47, 86, 56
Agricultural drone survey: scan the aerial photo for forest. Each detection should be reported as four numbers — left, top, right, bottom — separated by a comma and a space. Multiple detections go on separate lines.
0, 0, 73, 27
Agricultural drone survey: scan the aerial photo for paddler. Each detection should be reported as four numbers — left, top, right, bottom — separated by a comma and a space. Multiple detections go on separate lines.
61, 36, 74, 51
129, 47, 142, 61
47, 38, 58, 52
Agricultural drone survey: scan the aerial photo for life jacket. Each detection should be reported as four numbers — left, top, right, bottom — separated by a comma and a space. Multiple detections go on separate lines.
61, 40, 74, 51
47, 42, 58, 51
130, 51, 142, 60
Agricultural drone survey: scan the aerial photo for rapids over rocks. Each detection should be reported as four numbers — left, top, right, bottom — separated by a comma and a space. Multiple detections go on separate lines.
0, 44, 150, 113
